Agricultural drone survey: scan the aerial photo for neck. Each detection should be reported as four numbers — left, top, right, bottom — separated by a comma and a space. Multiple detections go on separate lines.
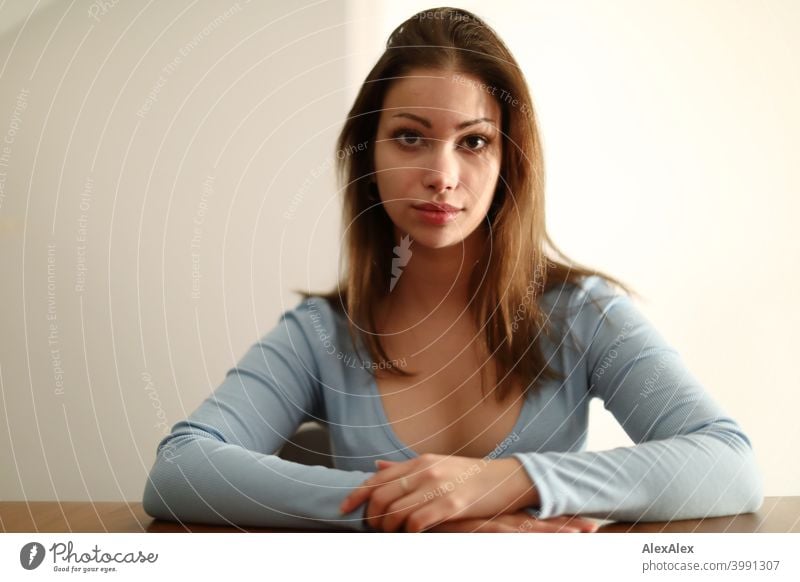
384, 226, 486, 320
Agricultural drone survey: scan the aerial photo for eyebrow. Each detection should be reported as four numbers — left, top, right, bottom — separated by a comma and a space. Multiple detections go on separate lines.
391, 112, 496, 130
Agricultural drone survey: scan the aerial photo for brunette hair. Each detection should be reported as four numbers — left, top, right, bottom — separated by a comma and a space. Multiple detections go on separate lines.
297, 6, 636, 402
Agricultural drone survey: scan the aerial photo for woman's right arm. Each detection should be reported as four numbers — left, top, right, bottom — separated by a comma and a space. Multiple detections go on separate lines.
141, 301, 377, 531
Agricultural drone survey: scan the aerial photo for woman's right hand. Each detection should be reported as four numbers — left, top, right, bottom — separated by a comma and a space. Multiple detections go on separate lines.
424, 511, 599, 533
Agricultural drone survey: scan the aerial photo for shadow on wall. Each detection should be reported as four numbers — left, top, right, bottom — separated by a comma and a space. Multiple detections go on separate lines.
0, 0, 61, 39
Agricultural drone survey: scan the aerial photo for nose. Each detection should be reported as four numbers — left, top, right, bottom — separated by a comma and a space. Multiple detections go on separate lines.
421, 143, 459, 193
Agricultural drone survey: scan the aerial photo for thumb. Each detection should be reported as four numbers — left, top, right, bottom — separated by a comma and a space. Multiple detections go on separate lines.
375, 459, 398, 469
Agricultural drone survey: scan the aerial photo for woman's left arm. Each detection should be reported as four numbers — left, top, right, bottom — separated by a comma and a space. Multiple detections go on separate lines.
341, 278, 764, 530
509, 278, 764, 522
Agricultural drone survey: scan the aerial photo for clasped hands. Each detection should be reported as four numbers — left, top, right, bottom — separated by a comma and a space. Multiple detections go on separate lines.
339, 453, 598, 533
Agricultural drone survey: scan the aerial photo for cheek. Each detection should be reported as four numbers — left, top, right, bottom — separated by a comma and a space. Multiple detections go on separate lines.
375, 156, 416, 200
465, 163, 501, 205
373, 140, 402, 172
373, 147, 398, 191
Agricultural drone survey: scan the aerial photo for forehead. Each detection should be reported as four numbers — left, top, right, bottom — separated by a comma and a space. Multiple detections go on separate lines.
380, 68, 501, 127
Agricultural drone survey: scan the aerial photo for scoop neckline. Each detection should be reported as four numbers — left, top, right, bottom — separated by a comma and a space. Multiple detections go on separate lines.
366, 368, 530, 460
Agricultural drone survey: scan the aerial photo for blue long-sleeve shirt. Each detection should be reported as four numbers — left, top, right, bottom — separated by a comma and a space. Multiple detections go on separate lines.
141, 275, 763, 530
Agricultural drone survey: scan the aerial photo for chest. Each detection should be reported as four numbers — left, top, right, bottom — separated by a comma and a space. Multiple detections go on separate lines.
373, 320, 525, 459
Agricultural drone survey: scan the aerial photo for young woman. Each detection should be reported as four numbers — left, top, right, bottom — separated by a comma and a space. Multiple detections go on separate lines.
142, 6, 763, 533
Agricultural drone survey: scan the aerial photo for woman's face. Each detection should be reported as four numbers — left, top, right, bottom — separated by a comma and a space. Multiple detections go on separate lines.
373, 68, 502, 250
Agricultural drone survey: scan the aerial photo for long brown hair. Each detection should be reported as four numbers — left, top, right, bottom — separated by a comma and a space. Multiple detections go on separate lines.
296, 6, 636, 402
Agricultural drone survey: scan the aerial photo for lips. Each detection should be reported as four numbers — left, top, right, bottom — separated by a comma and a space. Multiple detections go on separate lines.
411, 202, 462, 213
411, 202, 462, 226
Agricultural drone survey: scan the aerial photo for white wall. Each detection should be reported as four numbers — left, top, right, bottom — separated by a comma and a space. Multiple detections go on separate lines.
0, 0, 349, 501
1, 0, 797, 502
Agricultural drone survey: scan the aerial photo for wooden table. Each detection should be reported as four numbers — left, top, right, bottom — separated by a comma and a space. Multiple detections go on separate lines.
1, 497, 798, 533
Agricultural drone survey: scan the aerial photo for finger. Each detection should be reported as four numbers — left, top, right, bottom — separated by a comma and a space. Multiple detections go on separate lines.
340, 465, 408, 513
404, 498, 468, 533
482, 523, 520, 533
524, 523, 580, 533
564, 521, 599, 532
376, 459, 399, 469
340, 477, 384, 514
523, 515, 598, 533
365, 471, 426, 530
531, 523, 578, 533
379, 492, 425, 533
365, 488, 400, 531
426, 518, 485, 533
514, 516, 583, 533
561, 515, 600, 532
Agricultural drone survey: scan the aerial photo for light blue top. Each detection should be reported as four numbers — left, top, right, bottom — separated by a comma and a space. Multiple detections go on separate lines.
141, 275, 763, 530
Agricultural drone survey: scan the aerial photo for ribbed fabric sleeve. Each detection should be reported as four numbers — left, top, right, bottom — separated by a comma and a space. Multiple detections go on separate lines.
513, 278, 763, 521
142, 303, 376, 530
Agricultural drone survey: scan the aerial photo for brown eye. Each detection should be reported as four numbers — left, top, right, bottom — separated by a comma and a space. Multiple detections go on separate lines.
391, 130, 424, 148
461, 134, 489, 151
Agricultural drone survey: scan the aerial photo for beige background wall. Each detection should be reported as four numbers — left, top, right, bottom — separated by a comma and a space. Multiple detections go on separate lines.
1, 0, 797, 502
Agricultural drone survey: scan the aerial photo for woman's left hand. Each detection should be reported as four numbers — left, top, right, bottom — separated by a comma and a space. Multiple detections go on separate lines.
339, 454, 539, 533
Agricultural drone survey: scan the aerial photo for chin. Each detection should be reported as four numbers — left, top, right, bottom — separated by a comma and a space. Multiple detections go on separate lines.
402, 226, 470, 250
